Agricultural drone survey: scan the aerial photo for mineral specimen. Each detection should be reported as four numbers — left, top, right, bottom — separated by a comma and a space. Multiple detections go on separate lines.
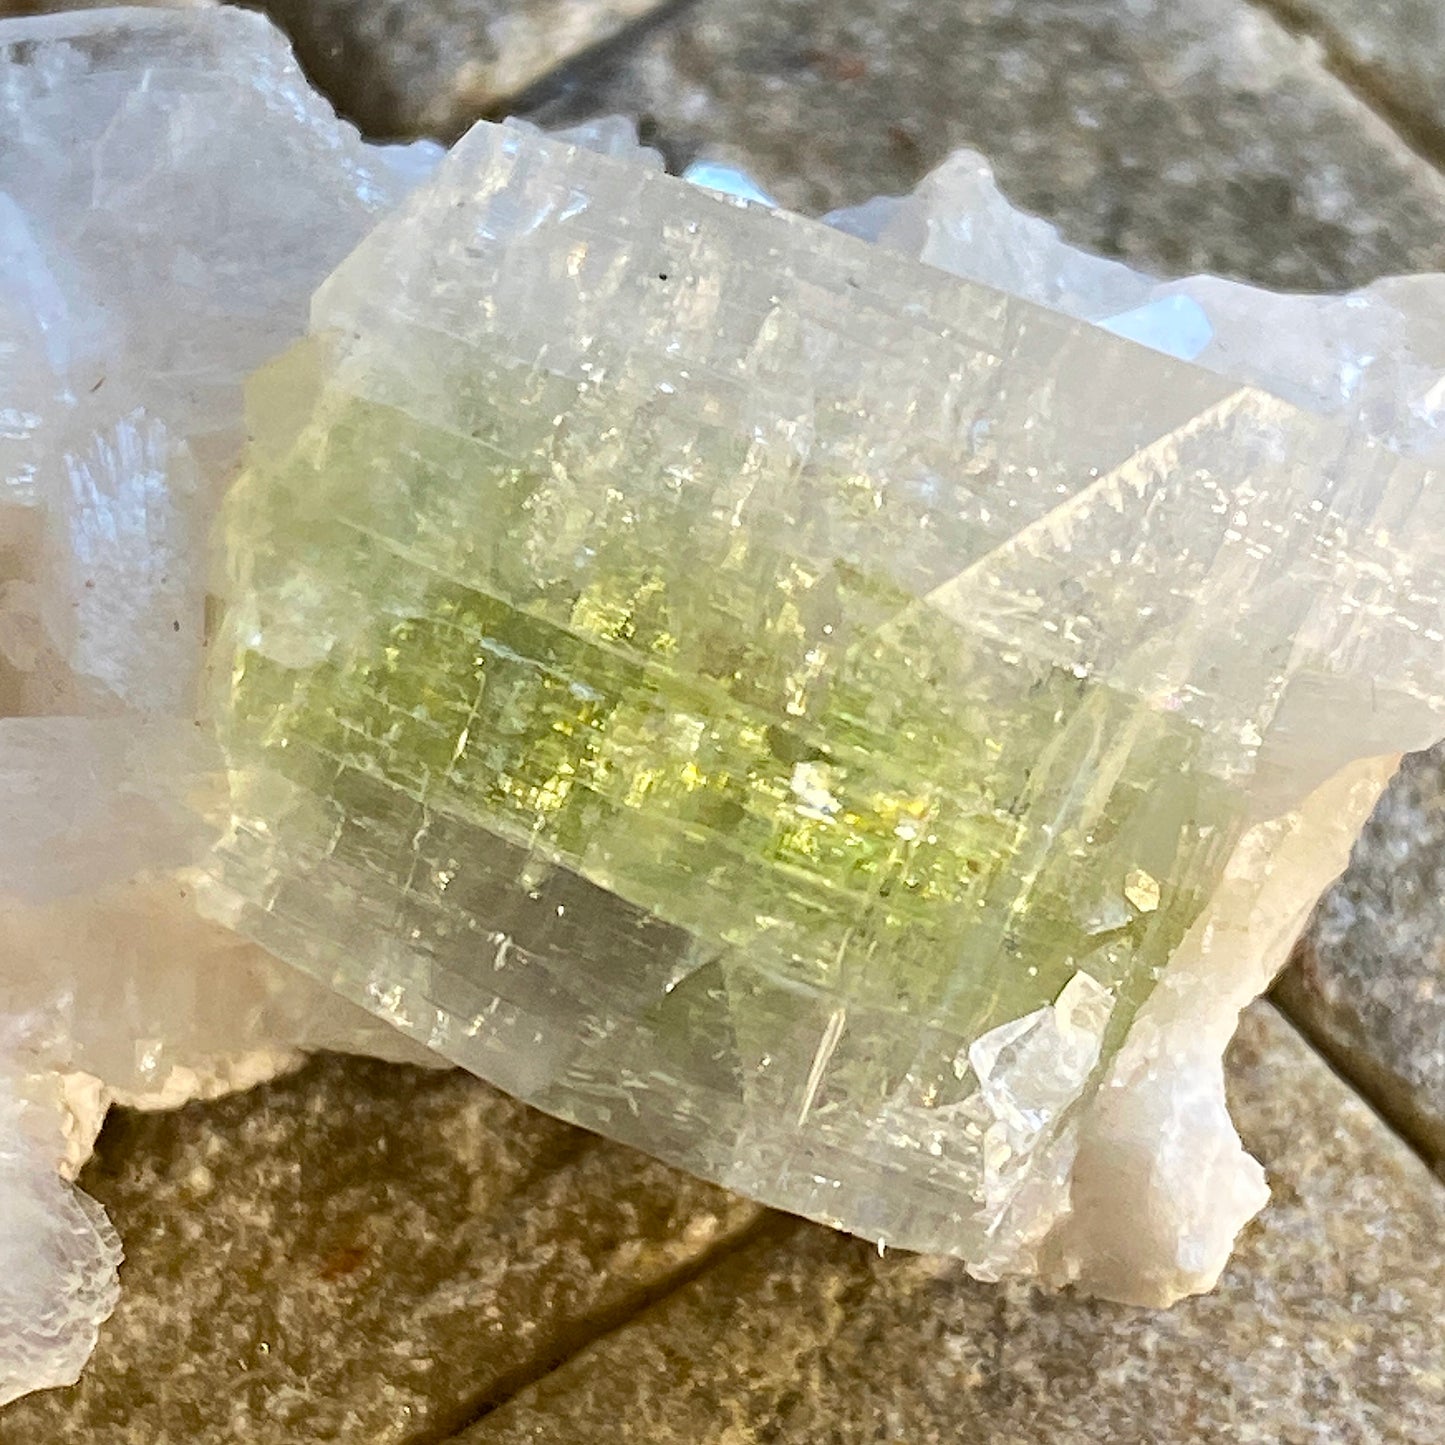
8, 0, 1445, 1411
205, 117, 1445, 1307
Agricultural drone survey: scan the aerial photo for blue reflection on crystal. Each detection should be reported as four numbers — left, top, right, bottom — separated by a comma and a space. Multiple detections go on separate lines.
682, 161, 779, 208
1098, 294, 1213, 361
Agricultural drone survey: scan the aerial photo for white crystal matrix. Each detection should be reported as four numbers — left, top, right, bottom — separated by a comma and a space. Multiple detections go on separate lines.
0, 5, 443, 1405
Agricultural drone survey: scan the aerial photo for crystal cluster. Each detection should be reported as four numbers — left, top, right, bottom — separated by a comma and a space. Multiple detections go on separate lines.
0, 5, 442, 1405
6, 0, 1445, 1409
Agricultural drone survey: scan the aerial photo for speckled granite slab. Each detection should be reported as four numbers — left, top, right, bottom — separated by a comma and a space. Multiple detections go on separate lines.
0, 1058, 760, 1444
1284, 744, 1445, 1168
1263, 0, 1445, 155
515, 0, 1445, 290
233, 0, 671, 137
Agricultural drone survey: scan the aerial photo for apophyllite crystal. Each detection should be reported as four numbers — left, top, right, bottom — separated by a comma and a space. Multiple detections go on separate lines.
9, 2, 1445, 1407
205, 117, 1445, 1302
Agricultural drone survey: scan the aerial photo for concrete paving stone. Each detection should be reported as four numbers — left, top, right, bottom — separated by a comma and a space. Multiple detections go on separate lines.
224, 0, 671, 139
0, 1055, 762, 1445
517, 0, 1445, 291
1263, 0, 1445, 155
457, 1003, 1445, 1445
1283, 744, 1445, 1168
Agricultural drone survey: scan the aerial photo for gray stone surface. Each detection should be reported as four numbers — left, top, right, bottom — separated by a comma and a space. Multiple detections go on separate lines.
0, 1056, 761, 1444
226, 0, 669, 138
1264, 0, 1445, 155
518, 0, 1445, 290
460, 1004, 1445, 1445
1283, 745, 1445, 1168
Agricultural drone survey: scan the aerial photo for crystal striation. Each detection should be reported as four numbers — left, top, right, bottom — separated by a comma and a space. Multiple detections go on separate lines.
206, 118, 1445, 1300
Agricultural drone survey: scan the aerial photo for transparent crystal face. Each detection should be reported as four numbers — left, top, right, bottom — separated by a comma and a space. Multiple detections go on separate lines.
208, 123, 1445, 1255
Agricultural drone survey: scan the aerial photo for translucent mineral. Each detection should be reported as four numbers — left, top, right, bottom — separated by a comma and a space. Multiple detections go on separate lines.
8, 1, 1445, 1410
205, 117, 1445, 1312
0, 4, 442, 1405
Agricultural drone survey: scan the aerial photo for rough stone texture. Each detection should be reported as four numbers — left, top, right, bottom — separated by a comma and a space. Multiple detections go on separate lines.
458, 1003, 1445, 1445
1283, 745, 1445, 1168
0, 1056, 761, 1444
1263, 0, 1445, 154
224, 0, 670, 139
519, 0, 1445, 291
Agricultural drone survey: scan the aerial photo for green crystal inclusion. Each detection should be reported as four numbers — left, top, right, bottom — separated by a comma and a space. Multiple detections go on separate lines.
219, 350, 1245, 1079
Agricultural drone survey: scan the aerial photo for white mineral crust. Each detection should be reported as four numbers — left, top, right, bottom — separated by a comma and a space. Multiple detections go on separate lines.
3, 0, 1444, 1407
0, 4, 443, 1405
